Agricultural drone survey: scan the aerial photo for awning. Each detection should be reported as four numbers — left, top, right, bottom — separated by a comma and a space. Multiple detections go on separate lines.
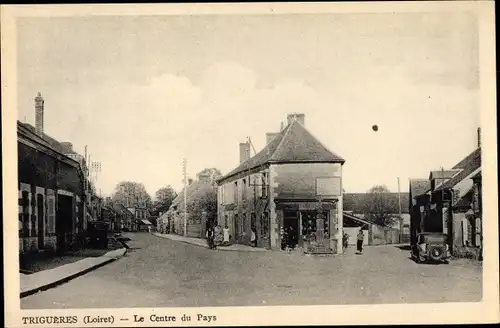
141, 219, 153, 225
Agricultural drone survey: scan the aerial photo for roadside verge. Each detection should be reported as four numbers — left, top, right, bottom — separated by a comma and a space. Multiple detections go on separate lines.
20, 248, 127, 298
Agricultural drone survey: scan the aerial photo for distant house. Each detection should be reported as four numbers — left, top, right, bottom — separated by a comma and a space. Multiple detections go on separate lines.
409, 129, 482, 258
342, 192, 409, 245
216, 113, 345, 254
342, 192, 410, 228
111, 203, 135, 232
18, 93, 87, 254
168, 173, 216, 238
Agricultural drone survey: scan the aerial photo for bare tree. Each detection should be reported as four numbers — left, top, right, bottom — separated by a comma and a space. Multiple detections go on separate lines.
361, 185, 399, 227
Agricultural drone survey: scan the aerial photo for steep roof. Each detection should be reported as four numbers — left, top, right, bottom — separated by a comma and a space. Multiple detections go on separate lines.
218, 120, 345, 182
170, 181, 215, 211
409, 179, 431, 198
17, 121, 77, 154
437, 147, 481, 191
112, 203, 134, 217
343, 192, 410, 214
429, 169, 461, 180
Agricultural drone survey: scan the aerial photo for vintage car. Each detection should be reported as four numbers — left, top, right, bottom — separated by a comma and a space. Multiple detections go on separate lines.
411, 232, 451, 264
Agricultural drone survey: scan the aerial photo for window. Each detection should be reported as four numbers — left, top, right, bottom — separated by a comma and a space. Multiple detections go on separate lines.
261, 172, 268, 198
220, 186, 225, 205
234, 181, 238, 204
242, 179, 247, 201
461, 219, 469, 246
22, 191, 30, 236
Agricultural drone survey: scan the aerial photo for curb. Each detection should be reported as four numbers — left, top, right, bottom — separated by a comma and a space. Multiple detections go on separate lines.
152, 233, 267, 252
20, 248, 127, 298
152, 233, 209, 249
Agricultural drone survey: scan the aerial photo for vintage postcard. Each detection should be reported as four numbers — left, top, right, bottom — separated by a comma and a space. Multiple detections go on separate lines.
2, 2, 498, 327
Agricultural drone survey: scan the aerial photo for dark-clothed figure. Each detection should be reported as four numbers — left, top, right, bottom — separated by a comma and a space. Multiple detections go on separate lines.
206, 224, 215, 249
357, 229, 364, 253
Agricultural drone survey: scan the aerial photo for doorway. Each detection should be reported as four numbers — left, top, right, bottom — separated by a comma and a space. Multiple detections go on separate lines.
282, 211, 299, 250
37, 194, 44, 249
56, 194, 73, 251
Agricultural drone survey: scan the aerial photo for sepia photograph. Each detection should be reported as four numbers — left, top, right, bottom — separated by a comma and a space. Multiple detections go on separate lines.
2, 2, 498, 327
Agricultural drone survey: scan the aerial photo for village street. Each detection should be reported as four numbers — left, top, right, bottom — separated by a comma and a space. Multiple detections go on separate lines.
21, 233, 482, 309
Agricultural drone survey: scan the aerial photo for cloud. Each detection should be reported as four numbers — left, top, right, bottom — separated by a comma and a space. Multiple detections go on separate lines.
19, 60, 479, 197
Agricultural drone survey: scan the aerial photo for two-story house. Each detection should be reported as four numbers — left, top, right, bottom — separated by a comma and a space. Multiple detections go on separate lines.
18, 93, 86, 255
216, 114, 345, 254
409, 128, 482, 258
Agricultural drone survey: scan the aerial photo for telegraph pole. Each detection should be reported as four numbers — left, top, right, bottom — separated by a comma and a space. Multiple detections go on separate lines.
183, 158, 188, 236
397, 177, 403, 242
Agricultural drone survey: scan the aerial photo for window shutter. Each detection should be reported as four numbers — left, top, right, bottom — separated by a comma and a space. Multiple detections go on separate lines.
461, 219, 468, 246
47, 196, 56, 234
475, 217, 481, 247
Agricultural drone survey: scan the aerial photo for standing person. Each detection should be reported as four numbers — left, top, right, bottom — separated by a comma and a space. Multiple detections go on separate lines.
357, 229, 365, 254
288, 226, 296, 251
206, 223, 214, 249
214, 224, 223, 247
223, 223, 230, 246
343, 232, 349, 253
250, 226, 257, 247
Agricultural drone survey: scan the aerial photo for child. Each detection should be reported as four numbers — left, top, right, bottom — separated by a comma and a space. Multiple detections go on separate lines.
250, 226, 257, 247
343, 232, 349, 253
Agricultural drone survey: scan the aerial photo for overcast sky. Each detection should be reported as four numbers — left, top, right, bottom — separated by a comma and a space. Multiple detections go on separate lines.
16, 12, 480, 197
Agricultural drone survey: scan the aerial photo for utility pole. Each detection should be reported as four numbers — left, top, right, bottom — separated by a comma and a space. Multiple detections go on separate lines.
397, 177, 402, 242
183, 158, 188, 236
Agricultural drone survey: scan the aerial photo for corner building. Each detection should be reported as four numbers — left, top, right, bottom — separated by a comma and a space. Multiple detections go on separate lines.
217, 114, 345, 254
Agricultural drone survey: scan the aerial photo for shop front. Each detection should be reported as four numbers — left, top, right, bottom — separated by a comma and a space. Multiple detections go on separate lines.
276, 200, 338, 254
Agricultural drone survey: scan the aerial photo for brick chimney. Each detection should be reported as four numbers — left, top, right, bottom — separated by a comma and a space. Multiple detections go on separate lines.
197, 172, 212, 183
477, 127, 481, 148
60, 142, 74, 154
280, 121, 285, 131
239, 142, 251, 164
35, 92, 44, 136
266, 132, 279, 145
286, 113, 305, 126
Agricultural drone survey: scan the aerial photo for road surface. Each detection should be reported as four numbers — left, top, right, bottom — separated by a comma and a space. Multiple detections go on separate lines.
21, 232, 482, 309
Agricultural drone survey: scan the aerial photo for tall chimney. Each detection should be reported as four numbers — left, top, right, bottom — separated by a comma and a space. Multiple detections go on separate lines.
286, 113, 305, 126
197, 172, 211, 183
35, 92, 44, 136
280, 121, 285, 131
239, 142, 251, 164
477, 127, 481, 148
295, 113, 305, 126
266, 132, 279, 145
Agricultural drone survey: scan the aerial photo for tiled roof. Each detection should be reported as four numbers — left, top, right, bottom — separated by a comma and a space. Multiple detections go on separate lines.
17, 121, 77, 154
219, 120, 345, 182
170, 181, 215, 211
429, 169, 461, 180
112, 203, 134, 216
409, 179, 431, 198
454, 188, 474, 209
437, 147, 481, 191
343, 192, 410, 214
